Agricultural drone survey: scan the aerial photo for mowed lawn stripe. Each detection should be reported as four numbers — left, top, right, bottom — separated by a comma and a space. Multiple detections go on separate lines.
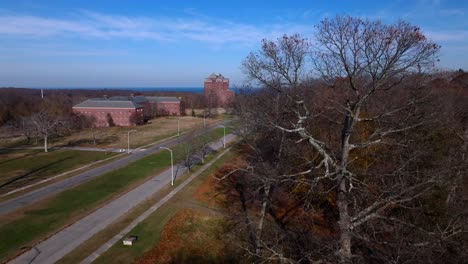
0, 128, 228, 263
0, 149, 117, 194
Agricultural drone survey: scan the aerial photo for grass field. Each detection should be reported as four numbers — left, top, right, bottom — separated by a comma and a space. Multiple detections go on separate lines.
92, 149, 238, 264
62, 116, 211, 149
0, 127, 230, 263
0, 149, 117, 195
0, 115, 226, 149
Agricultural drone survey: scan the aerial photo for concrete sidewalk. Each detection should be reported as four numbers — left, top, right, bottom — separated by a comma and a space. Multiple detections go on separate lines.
9, 134, 236, 264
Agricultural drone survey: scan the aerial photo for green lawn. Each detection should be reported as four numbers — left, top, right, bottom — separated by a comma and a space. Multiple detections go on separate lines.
93, 149, 237, 264
0, 149, 117, 194
0, 128, 230, 262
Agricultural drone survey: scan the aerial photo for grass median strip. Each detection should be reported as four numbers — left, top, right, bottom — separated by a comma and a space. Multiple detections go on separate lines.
0, 128, 229, 263
91, 149, 237, 264
0, 149, 118, 195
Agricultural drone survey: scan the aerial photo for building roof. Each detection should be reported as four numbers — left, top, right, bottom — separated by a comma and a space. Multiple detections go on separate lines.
73, 99, 141, 108
106, 95, 147, 104
74, 95, 180, 109
132, 95, 148, 104
146, 96, 181, 103
205, 73, 229, 82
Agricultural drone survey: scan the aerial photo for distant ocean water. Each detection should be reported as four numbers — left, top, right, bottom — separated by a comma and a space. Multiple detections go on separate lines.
38, 87, 206, 94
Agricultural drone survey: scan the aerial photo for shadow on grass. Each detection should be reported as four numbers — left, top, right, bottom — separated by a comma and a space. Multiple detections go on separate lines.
0, 156, 71, 190
66, 134, 119, 147
0, 149, 44, 166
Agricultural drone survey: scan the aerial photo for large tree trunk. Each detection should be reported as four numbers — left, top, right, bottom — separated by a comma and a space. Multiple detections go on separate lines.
337, 111, 355, 263
337, 177, 352, 263
44, 134, 48, 153
255, 184, 270, 255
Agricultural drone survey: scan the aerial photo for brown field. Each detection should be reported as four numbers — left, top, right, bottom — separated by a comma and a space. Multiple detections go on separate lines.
131, 152, 242, 264
133, 209, 231, 264
0, 115, 222, 149
60, 116, 212, 149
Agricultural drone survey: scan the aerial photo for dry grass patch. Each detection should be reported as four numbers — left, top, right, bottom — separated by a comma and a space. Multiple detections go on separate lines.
60, 116, 210, 149
134, 209, 234, 264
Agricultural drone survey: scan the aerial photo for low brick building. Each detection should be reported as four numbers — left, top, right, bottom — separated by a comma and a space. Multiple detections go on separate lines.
73, 99, 144, 127
146, 96, 181, 116
72, 95, 181, 127
204, 73, 235, 107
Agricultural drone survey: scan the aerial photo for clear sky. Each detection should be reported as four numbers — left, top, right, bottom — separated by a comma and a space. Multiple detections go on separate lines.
1, 0, 467, 88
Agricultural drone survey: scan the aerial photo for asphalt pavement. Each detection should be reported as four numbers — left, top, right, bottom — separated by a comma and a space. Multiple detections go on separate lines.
0, 120, 229, 215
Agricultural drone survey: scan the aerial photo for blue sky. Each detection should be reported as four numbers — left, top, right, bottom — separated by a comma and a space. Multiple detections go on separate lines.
0, 0, 467, 88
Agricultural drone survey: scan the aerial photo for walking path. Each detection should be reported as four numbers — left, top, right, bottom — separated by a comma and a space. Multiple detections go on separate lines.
8, 134, 236, 264
0, 120, 228, 215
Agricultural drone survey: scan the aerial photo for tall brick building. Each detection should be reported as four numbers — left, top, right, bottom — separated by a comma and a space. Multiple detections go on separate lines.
204, 73, 235, 107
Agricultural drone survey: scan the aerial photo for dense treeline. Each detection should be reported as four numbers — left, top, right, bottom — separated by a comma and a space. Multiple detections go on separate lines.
218, 16, 468, 263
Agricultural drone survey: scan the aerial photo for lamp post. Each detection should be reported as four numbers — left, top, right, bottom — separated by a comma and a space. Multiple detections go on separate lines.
158, 146, 174, 186
218, 125, 226, 148
127, 130, 137, 154
203, 112, 206, 128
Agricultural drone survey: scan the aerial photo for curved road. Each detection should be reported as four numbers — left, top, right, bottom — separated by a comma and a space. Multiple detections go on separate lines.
0, 121, 229, 215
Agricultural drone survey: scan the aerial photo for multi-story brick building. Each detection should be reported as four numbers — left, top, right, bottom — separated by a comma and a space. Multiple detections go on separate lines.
204, 73, 235, 107
72, 95, 181, 127
146, 96, 181, 116
73, 99, 144, 127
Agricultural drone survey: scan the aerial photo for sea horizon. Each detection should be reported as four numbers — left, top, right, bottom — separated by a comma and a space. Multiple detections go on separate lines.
2, 86, 250, 94
4, 86, 205, 93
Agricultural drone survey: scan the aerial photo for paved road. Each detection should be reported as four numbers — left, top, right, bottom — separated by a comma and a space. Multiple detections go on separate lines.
0, 121, 229, 215
9, 134, 236, 264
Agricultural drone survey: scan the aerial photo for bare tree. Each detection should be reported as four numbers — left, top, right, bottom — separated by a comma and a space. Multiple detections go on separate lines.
236, 16, 466, 263
106, 113, 115, 127
19, 116, 40, 144
311, 17, 440, 262
176, 129, 202, 172
30, 110, 66, 152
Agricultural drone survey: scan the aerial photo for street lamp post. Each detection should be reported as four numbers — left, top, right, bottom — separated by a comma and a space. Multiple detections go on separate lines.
218, 125, 226, 148
127, 130, 137, 154
158, 147, 174, 186
203, 112, 206, 128
177, 117, 180, 137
